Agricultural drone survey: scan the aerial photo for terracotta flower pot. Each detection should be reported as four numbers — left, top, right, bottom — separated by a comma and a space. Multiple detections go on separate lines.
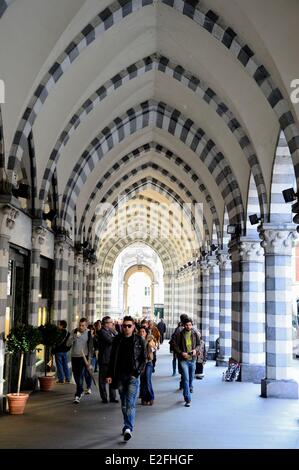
38, 376, 56, 391
7, 393, 29, 415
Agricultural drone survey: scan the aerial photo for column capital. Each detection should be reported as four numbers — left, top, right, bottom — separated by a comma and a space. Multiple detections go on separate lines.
32, 225, 47, 249
199, 260, 210, 275
0, 203, 19, 236
239, 239, 264, 262
258, 223, 298, 255
207, 255, 219, 270
217, 250, 231, 268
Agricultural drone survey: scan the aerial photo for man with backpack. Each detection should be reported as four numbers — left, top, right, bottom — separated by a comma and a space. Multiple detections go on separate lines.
172, 317, 200, 407
66, 317, 94, 403
52, 320, 71, 384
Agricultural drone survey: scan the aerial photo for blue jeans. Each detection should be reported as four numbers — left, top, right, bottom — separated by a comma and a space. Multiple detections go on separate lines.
55, 352, 70, 382
140, 362, 154, 402
179, 359, 196, 403
118, 376, 140, 432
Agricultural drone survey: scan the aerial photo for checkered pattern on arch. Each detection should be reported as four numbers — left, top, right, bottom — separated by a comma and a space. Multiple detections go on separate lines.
60, 100, 244, 229
8, 0, 299, 209
38, 53, 267, 220
77, 141, 220, 241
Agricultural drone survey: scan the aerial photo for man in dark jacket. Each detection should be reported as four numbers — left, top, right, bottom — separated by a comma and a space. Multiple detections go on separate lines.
97, 316, 118, 403
173, 317, 200, 407
107, 316, 146, 442
53, 320, 71, 384
157, 318, 166, 344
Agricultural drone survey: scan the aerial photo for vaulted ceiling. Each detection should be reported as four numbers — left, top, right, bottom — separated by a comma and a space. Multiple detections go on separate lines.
1, 0, 299, 267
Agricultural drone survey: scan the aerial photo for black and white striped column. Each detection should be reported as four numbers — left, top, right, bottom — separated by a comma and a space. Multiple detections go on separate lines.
216, 251, 232, 366
229, 239, 266, 382
29, 225, 47, 326
96, 268, 102, 318
72, 251, 83, 327
200, 259, 210, 348
87, 262, 96, 322
163, 273, 173, 326
207, 256, 220, 359
193, 265, 202, 330
53, 239, 70, 321
82, 260, 90, 318
102, 272, 112, 316
259, 225, 299, 398
0, 204, 19, 412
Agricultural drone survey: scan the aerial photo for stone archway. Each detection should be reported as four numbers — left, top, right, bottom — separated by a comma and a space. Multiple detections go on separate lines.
123, 264, 156, 319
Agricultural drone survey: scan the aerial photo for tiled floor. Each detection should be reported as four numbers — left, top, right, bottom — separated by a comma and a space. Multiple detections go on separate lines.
0, 344, 299, 449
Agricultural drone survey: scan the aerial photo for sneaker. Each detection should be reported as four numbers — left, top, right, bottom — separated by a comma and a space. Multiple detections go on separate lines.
73, 396, 81, 404
85, 388, 92, 395
65, 379, 71, 383
184, 402, 191, 407
124, 429, 132, 441
56, 380, 64, 384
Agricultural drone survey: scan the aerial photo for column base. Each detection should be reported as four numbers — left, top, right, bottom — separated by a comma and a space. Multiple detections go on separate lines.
207, 349, 216, 360
261, 378, 299, 399
240, 363, 265, 383
216, 356, 229, 367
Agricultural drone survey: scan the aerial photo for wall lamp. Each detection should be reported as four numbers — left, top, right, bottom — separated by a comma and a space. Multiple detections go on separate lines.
42, 209, 57, 222
12, 183, 30, 199
249, 214, 262, 226
282, 188, 297, 203
227, 224, 241, 236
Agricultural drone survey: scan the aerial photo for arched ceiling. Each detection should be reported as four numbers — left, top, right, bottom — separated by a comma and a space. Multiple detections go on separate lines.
1, 0, 299, 265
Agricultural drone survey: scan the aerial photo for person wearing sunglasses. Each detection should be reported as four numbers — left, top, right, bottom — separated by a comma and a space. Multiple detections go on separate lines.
106, 316, 147, 441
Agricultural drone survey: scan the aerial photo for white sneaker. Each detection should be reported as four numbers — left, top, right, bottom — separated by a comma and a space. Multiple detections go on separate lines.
123, 429, 132, 441
85, 388, 92, 395
73, 396, 81, 404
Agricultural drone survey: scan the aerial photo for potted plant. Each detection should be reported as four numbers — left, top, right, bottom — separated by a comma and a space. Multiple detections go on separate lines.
6, 323, 41, 414
38, 322, 62, 391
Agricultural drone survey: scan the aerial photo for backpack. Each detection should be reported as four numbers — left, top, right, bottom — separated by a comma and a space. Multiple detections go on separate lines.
223, 360, 240, 382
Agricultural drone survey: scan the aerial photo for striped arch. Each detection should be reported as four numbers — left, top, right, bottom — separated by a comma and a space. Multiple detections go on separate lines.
246, 172, 260, 239
38, 54, 267, 217
222, 206, 230, 249
7, 0, 299, 196
60, 100, 244, 228
270, 130, 296, 224
77, 146, 219, 240
0, 0, 12, 19
94, 196, 198, 264
85, 177, 210, 248
0, 106, 4, 170
98, 236, 176, 276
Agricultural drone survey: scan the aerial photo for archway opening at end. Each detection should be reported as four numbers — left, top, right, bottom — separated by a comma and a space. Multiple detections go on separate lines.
110, 243, 164, 321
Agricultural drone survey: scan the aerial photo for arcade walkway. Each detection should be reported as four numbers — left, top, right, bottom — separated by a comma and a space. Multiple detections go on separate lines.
0, 344, 298, 449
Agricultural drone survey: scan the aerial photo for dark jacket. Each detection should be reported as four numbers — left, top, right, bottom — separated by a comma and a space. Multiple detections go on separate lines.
157, 321, 166, 334
97, 327, 117, 365
52, 330, 71, 354
107, 333, 147, 384
172, 328, 200, 360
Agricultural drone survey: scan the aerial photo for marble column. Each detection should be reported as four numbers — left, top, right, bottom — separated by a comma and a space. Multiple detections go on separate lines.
200, 259, 210, 347
207, 256, 220, 359
259, 225, 299, 398
229, 238, 266, 382
216, 251, 232, 366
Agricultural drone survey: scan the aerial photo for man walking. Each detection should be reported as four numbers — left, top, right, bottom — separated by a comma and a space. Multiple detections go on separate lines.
97, 316, 118, 403
67, 317, 94, 403
173, 317, 200, 407
107, 316, 146, 441
53, 320, 71, 384
157, 318, 166, 344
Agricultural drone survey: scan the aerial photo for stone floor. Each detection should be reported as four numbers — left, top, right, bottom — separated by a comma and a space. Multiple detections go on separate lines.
0, 344, 299, 449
